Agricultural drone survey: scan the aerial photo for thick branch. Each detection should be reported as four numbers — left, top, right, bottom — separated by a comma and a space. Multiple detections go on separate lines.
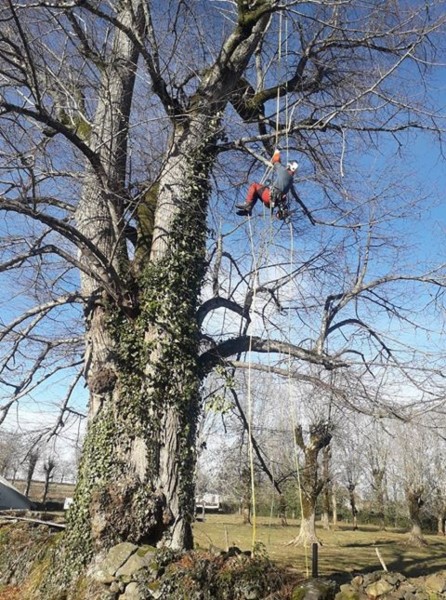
197, 298, 249, 328
199, 335, 346, 376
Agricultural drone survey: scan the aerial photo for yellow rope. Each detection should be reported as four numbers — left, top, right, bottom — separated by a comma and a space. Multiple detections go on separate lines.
275, 10, 283, 148
247, 214, 258, 552
245, 3, 304, 558
286, 219, 309, 576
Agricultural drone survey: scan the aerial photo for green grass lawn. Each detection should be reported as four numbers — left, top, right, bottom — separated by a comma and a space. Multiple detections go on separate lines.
193, 514, 446, 582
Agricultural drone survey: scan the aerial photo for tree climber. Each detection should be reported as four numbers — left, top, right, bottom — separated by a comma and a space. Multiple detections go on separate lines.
236, 149, 315, 224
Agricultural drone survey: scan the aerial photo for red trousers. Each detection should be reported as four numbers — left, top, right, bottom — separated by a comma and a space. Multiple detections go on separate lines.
246, 183, 272, 207
246, 183, 286, 208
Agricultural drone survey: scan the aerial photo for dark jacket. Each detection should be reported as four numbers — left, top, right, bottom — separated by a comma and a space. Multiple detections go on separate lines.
272, 162, 294, 195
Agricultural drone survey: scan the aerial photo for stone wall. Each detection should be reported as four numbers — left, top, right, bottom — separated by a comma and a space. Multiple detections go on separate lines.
2, 523, 446, 600
293, 570, 446, 600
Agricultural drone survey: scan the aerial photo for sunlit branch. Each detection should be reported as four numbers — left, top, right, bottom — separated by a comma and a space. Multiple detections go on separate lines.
0, 358, 84, 426
199, 335, 347, 375
0, 294, 82, 343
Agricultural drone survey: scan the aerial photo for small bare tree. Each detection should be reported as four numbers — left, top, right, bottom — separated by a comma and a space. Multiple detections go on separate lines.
0, 431, 25, 481
42, 457, 57, 505
365, 433, 389, 530
24, 450, 40, 499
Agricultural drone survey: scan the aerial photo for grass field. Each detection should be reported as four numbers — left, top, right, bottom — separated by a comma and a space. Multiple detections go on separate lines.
6, 482, 446, 584
193, 514, 446, 582
11, 480, 75, 504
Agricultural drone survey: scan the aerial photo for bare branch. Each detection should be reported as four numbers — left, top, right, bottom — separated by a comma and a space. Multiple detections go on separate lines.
199, 335, 347, 375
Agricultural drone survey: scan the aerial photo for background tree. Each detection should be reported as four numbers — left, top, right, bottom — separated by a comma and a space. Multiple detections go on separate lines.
365, 427, 390, 529
335, 423, 367, 530
431, 451, 446, 536
396, 423, 436, 546
42, 456, 57, 505
24, 449, 40, 499
0, 431, 25, 481
0, 1, 446, 594
287, 420, 333, 546
321, 445, 332, 530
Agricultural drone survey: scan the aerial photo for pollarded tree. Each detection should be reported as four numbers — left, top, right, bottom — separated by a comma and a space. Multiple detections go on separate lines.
396, 422, 437, 546
365, 428, 390, 530
334, 419, 368, 530
24, 449, 40, 499
41, 456, 56, 505
1, 0, 446, 594
287, 420, 333, 546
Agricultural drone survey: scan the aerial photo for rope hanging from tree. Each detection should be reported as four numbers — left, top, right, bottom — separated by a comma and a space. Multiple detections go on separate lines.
244, 5, 308, 559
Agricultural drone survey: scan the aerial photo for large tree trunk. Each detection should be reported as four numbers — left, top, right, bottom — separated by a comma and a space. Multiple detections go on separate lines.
60, 0, 271, 578
66, 125, 215, 567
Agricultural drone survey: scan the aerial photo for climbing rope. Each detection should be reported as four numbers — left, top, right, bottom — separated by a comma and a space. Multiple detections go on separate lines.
285, 218, 309, 575
246, 214, 260, 552
275, 10, 283, 149
281, 9, 308, 559
244, 3, 309, 556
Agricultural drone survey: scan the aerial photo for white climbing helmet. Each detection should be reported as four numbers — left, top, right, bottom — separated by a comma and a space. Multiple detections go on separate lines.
287, 161, 298, 173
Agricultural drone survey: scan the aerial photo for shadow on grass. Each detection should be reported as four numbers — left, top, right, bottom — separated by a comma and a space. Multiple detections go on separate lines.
322, 541, 446, 582
341, 540, 396, 548
194, 515, 446, 583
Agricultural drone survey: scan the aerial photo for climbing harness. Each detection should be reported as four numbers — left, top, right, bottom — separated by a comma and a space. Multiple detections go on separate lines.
276, 202, 292, 222
269, 186, 284, 208
268, 188, 294, 223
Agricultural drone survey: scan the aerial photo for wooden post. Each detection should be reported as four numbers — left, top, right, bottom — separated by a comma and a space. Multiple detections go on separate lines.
312, 543, 318, 578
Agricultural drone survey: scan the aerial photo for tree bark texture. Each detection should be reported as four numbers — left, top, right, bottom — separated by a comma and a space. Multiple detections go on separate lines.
62, 0, 272, 573
406, 486, 427, 546
289, 423, 331, 546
